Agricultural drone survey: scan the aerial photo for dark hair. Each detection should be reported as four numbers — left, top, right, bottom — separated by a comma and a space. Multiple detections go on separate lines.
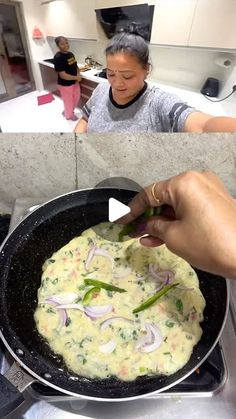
54, 36, 67, 46
105, 24, 150, 68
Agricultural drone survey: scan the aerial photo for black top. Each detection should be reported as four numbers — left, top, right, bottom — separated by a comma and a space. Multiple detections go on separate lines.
54, 51, 78, 86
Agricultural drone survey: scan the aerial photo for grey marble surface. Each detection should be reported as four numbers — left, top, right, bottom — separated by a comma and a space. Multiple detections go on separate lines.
75, 133, 236, 194
1, 132, 236, 212
0, 133, 76, 213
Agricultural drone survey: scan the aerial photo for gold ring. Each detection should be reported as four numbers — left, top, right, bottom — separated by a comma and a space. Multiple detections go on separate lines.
151, 182, 161, 205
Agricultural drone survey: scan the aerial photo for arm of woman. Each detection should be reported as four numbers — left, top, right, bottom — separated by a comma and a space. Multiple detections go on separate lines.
74, 117, 88, 133
184, 111, 236, 132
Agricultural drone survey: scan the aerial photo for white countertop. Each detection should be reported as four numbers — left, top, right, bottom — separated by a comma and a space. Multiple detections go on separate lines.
38, 59, 236, 117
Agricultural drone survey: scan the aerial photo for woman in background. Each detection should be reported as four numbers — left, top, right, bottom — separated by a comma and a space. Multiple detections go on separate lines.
75, 28, 236, 133
54, 36, 82, 121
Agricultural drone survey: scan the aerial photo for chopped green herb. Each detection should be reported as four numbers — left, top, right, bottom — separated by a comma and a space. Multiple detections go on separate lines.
47, 307, 55, 314
48, 259, 55, 263
120, 331, 126, 340
165, 320, 175, 328
186, 335, 193, 340
176, 299, 183, 313
65, 317, 71, 327
52, 278, 58, 285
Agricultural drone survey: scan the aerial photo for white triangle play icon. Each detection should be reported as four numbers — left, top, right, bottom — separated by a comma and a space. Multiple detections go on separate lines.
108, 198, 131, 222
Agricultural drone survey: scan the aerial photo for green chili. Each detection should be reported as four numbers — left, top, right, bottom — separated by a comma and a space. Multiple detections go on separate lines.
84, 278, 127, 293
118, 206, 163, 242
133, 283, 179, 314
82, 287, 101, 304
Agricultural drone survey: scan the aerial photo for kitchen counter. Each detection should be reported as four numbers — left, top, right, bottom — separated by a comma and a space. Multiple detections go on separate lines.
38, 60, 236, 117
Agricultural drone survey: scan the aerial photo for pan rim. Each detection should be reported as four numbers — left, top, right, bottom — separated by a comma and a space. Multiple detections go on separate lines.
0, 189, 230, 401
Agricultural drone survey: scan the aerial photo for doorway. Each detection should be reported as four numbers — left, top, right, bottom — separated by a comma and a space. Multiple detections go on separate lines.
0, 0, 34, 103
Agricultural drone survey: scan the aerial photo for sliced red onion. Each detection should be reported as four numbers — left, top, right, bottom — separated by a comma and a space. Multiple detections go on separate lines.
99, 339, 117, 353
148, 264, 174, 284
113, 267, 132, 279
136, 323, 163, 353
136, 324, 153, 351
85, 246, 114, 270
41, 299, 68, 328
84, 304, 113, 319
42, 293, 77, 305
58, 309, 68, 329
94, 248, 114, 269
85, 245, 97, 270
100, 316, 134, 331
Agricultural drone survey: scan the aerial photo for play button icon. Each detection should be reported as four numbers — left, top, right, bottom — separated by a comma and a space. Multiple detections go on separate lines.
85, 176, 143, 241
108, 198, 131, 222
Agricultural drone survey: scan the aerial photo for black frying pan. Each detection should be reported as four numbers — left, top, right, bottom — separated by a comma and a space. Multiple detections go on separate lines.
0, 188, 229, 417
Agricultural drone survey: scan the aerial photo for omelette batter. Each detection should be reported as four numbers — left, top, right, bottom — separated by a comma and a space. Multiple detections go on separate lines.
34, 222, 205, 381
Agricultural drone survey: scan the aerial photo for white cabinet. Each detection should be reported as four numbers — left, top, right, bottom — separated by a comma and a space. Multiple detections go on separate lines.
188, 0, 236, 49
43, 0, 97, 40
151, 0, 236, 49
150, 0, 197, 46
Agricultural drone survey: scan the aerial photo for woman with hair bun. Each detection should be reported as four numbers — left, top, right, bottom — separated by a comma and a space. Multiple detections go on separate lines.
75, 27, 236, 133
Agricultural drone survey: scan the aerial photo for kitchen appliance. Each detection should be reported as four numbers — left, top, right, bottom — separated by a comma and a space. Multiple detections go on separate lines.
200, 77, 220, 97
95, 68, 107, 79
95, 4, 154, 42
0, 196, 236, 418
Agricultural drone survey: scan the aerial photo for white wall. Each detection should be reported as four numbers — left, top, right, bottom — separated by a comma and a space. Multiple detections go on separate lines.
48, 35, 236, 95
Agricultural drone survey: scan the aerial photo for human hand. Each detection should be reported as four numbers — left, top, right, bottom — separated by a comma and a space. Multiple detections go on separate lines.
120, 171, 236, 278
77, 74, 82, 82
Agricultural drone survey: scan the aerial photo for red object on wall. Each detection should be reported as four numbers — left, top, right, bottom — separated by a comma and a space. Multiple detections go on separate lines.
32, 27, 44, 39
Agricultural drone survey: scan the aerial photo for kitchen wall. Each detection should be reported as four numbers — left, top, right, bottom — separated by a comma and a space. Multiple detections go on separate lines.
17, 0, 236, 99
47, 36, 236, 94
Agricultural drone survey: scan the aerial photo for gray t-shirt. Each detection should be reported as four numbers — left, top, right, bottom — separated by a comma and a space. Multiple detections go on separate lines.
81, 82, 196, 133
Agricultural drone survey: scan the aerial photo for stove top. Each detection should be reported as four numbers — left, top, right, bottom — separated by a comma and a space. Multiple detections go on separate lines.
1, 197, 236, 419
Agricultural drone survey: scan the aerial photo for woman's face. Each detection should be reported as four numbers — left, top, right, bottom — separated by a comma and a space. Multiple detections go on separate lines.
106, 52, 149, 104
58, 38, 70, 53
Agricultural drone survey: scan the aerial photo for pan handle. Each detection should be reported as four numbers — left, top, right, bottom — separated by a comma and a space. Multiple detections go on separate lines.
0, 361, 35, 418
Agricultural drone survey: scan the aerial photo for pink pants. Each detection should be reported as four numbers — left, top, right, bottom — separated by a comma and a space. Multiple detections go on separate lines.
58, 83, 81, 119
